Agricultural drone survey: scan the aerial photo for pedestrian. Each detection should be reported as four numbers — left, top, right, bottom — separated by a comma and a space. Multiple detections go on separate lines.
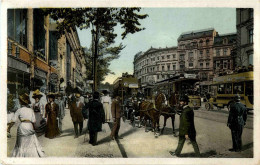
227, 94, 247, 152
110, 96, 123, 140
55, 93, 65, 133
84, 91, 105, 146
45, 92, 60, 139
32, 89, 46, 136
8, 92, 45, 157
70, 93, 84, 138
169, 95, 200, 157
101, 90, 112, 122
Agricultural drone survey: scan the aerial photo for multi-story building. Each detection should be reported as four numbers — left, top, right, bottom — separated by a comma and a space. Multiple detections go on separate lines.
213, 33, 236, 75
236, 8, 254, 68
133, 28, 237, 95
133, 46, 177, 95
7, 8, 86, 96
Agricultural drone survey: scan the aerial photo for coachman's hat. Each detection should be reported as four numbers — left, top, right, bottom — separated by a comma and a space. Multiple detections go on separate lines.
19, 93, 31, 105
179, 95, 189, 102
32, 89, 43, 99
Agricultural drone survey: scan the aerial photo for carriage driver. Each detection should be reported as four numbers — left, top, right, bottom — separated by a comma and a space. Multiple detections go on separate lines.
169, 95, 200, 157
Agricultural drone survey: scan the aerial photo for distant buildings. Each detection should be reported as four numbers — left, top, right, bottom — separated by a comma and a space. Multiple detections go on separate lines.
7, 9, 86, 96
133, 28, 237, 95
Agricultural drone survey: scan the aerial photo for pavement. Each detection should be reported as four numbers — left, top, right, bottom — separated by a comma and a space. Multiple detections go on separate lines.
7, 103, 253, 158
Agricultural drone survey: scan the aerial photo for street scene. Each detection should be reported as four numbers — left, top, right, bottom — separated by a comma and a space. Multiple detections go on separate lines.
5, 7, 254, 159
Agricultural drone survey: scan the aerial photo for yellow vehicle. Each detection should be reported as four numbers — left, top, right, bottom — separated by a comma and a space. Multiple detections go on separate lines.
206, 71, 253, 111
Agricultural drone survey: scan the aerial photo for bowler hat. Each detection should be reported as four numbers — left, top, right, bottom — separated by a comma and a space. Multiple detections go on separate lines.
47, 92, 56, 98
19, 93, 31, 105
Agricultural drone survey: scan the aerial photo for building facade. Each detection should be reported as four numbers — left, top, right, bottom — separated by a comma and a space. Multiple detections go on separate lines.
133, 28, 237, 95
7, 9, 86, 96
235, 8, 254, 68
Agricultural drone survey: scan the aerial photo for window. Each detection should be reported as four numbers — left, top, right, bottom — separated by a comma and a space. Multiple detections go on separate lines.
8, 9, 27, 47
188, 52, 193, 59
49, 31, 58, 61
167, 65, 170, 70
200, 63, 203, 68
157, 57, 159, 60
233, 82, 244, 94
157, 66, 159, 71
189, 63, 193, 67
249, 8, 253, 19
162, 75, 165, 79
199, 40, 203, 46
216, 62, 220, 68
249, 29, 253, 44
200, 51, 203, 58
162, 66, 165, 71
173, 54, 176, 59
180, 54, 185, 60
248, 51, 253, 65
223, 49, 227, 55
173, 65, 176, 70
223, 62, 227, 69
180, 65, 185, 70
206, 63, 209, 68
225, 84, 232, 94
223, 38, 228, 45
157, 75, 159, 79
162, 56, 165, 60
216, 49, 220, 56
206, 49, 210, 56
34, 9, 46, 59
167, 55, 170, 59
206, 39, 209, 46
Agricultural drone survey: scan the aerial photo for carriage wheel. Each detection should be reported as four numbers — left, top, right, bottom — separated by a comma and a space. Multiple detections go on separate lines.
205, 103, 210, 111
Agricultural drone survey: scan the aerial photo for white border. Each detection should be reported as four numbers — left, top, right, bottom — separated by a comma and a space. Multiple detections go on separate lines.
1, 0, 260, 164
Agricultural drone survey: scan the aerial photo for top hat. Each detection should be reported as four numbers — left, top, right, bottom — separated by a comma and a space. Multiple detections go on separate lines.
32, 89, 43, 99
19, 93, 31, 105
179, 95, 189, 102
47, 92, 56, 98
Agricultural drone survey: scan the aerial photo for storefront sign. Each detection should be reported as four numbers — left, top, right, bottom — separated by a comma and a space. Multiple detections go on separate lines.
184, 74, 197, 79
8, 56, 29, 73
129, 84, 139, 88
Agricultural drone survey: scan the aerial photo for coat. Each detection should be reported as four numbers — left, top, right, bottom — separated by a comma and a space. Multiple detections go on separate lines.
84, 99, 105, 132
178, 105, 196, 138
111, 99, 122, 119
45, 102, 60, 138
55, 99, 65, 120
70, 101, 84, 123
228, 102, 247, 130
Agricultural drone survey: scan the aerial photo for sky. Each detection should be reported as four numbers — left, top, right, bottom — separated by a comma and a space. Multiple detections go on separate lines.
77, 8, 236, 84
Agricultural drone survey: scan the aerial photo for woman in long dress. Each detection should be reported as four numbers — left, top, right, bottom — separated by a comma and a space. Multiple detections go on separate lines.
8, 92, 45, 157
32, 89, 46, 136
45, 93, 60, 139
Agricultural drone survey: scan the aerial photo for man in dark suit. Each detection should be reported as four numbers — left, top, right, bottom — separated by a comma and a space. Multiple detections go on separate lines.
169, 95, 200, 157
227, 94, 247, 152
70, 93, 84, 138
110, 96, 123, 140
84, 91, 105, 146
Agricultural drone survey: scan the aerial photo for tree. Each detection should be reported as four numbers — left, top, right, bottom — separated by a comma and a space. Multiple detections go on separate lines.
45, 8, 148, 91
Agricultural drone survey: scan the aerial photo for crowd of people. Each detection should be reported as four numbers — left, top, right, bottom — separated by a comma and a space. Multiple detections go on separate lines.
7, 88, 124, 157
7, 87, 248, 158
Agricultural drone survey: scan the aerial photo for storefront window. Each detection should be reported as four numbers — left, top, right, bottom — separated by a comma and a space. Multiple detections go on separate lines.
34, 9, 46, 60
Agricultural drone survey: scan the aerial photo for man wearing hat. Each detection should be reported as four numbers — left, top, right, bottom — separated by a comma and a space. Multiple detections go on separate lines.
55, 93, 65, 133
45, 92, 60, 139
227, 94, 247, 152
169, 94, 200, 157
32, 89, 46, 136
70, 93, 84, 138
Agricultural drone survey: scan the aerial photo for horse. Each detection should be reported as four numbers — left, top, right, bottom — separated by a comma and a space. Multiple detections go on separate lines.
138, 100, 160, 137
155, 92, 179, 136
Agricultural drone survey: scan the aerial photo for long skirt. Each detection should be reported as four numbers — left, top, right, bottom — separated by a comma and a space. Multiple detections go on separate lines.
103, 103, 111, 122
12, 122, 45, 157
34, 112, 46, 136
45, 112, 60, 139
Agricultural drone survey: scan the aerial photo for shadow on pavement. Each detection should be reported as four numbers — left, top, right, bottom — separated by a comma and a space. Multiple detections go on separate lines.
97, 136, 112, 145
179, 150, 217, 158
55, 128, 75, 138
160, 127, 179, 136
241, 142, 253, 151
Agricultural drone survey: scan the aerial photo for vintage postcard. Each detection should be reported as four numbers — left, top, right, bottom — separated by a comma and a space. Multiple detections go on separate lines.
0, 0, 260, 165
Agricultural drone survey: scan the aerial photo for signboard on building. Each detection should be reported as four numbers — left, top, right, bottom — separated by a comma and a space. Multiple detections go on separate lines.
129, 84, 139, 88
184, 74, 197, 79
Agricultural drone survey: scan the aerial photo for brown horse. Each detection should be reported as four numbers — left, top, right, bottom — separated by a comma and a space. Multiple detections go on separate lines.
139, 100, 160, 137
155, 92, 179, 136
